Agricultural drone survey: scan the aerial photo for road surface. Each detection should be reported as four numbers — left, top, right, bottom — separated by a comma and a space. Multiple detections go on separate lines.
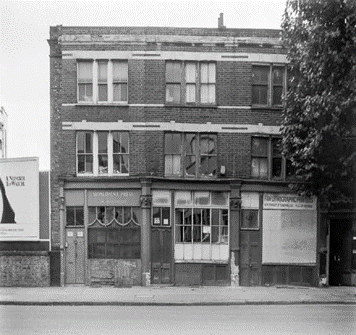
1, 305, 355, 335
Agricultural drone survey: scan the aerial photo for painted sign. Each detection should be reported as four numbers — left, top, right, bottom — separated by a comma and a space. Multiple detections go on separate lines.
0, 157, 39, 240
263, 193, 316, 210
87, 190, 141, 206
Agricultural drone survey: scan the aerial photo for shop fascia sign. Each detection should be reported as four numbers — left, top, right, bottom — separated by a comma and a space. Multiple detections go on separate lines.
263, 193, 316, 210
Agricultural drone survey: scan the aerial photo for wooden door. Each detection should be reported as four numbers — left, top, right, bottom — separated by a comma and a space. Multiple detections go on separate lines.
151, 228, 172, 284
65, 228, 85, 284
240, 230, 261, 286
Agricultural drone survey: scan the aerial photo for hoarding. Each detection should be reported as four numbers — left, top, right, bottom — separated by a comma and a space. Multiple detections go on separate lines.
262, 193, 317, 264
0, 157, 39, 240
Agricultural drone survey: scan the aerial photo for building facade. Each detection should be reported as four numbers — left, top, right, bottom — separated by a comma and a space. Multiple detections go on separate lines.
49, 22, 330, 287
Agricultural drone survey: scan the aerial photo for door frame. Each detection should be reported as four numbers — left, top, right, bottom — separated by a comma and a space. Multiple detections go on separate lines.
65, 226, 86, 285
239, 203, 262, 286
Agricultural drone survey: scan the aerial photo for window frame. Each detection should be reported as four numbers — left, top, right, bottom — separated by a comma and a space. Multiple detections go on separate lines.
77, 131, 94, 174
76, 131, 129, 176
164, 132, 218, 178
252, 64, 287, 107
77, 61, 94, 102
66, 206, 84, 227
174, 191, 229, 246
251, 136, 287, 180
240, 209, 259, 230
165, 61, 216, 105
87, 206, 141, 260
77, 59, 128, 104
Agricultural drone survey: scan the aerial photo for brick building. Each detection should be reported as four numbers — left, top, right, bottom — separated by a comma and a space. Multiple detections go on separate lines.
49, 20, 340, 287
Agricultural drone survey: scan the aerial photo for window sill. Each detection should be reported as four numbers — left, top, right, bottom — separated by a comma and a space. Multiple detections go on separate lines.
165, 103, 218, 109
77, 173, 130, 177
251, 105, 283, 111
73, 102, 129, 107
174, 259, 229, 264
164, 175, 217, 179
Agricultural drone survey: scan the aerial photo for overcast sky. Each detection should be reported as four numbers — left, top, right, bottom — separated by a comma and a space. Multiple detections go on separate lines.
0, 0, 286, 170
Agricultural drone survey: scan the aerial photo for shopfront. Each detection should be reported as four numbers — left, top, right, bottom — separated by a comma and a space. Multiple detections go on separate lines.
64, 188, 143, 286
261, 193, 318, 286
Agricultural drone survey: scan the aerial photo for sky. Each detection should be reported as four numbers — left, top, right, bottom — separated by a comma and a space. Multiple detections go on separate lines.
0, 0, 287, 171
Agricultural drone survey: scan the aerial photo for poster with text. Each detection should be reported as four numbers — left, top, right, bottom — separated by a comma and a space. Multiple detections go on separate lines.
0, 157, 39, 240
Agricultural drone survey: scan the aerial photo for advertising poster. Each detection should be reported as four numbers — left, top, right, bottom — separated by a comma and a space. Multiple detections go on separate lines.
0, 157, 39, 240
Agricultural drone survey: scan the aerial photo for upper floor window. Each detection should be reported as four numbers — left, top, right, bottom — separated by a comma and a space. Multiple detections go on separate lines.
77, 60, 128, 103
251, 137, 292, 180
166, 61, 216, 105
78, 61, 93, 102
165, 132, 217, 178
252, 65, 286, 106
77, 131, 129, 176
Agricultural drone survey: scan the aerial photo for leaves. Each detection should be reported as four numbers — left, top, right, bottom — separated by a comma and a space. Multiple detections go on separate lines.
281, 0, 356, 207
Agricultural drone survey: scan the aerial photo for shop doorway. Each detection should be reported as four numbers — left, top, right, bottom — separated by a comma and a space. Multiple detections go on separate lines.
65, 227, 85, 284
329, 220, 352, 286
240, 230, 261, 286
151, 227, 172, 284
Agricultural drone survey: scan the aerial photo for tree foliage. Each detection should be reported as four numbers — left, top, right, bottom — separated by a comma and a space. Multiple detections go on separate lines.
281, 0, 356, 207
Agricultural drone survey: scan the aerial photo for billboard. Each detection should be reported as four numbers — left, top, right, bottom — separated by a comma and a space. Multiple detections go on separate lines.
0, 157, 39, 240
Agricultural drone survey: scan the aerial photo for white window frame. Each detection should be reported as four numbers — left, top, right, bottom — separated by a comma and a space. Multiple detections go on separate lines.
76, 131, 129, 176
77, 60, 128, 104
165, 61, 216, 105
174, 191, 229, 262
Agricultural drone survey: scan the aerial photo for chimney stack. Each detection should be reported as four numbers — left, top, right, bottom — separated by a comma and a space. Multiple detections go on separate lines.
218, 13, 226, 29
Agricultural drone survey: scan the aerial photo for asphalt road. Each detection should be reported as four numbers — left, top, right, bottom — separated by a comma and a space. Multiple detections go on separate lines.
1, 305, 355, 335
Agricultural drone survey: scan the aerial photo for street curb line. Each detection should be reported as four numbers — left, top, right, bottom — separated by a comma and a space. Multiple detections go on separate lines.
1, 301, 356, 306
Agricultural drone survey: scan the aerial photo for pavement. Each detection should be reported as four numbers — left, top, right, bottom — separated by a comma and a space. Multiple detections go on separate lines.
1, 285, 356, 306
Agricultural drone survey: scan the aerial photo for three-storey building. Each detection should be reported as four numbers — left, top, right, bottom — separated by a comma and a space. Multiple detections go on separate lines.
49, 21, 322, 287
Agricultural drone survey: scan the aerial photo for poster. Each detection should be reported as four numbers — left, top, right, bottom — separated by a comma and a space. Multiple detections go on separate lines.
0, 157, 39, 240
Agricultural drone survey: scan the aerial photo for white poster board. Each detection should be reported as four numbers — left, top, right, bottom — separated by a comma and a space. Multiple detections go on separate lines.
0, 157, 39, 240
262, 194, 317, 264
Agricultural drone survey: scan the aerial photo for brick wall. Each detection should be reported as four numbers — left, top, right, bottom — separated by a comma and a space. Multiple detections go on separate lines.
0, 252, 50, 287
50, 25, 287, 254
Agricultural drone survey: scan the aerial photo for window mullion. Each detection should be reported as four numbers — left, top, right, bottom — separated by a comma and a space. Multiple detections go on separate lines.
93, 61, 98, 103
108, 60, 113, 102
269, 65, 272, 106
196, 134, 200, 178
108, 132, 113, 175
93, 132, 99, 175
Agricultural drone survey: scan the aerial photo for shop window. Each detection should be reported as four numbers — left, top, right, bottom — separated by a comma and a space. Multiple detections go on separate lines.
251, 137, 288, 180
174, 191, 229, 262
66, 207, 84, 226
88, 206, 140, 259
175, 208, 228, 244
164, 132, 217, 178
166, 61, 216, 104
252, 65, 286, 106
77, 60, 128, 103
77, 131, 129, 176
